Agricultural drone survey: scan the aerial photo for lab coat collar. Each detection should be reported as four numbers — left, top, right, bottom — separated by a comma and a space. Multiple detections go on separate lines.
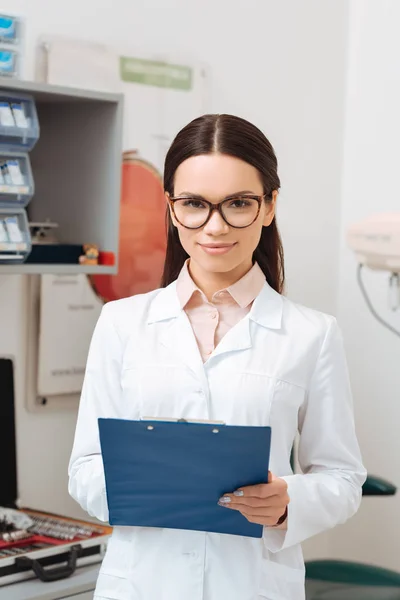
147, 282, 181, 324
147, 280, 283, 330
147, 281, 282, 379
248, 282, 283, 330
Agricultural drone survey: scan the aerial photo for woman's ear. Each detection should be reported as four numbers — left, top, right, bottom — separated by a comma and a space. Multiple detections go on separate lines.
165, 192, 178, 227
263, 190, 278, 227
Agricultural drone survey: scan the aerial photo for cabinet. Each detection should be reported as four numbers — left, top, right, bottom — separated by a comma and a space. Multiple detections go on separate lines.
0, 77, 123, 274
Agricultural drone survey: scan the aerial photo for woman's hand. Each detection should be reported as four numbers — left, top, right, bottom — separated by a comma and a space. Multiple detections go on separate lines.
218, 471, 289, 527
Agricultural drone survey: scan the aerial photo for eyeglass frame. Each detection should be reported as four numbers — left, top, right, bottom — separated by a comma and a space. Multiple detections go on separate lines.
168, 193, 269, 230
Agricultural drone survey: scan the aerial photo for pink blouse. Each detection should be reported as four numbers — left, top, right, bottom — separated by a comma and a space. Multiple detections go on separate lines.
176, 260, 265, 362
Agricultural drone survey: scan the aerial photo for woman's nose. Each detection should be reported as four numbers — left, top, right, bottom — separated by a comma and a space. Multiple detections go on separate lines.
203, 209, 230, 235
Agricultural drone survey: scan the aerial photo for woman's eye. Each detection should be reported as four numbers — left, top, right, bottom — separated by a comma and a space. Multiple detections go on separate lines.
229, 199, 251, 208
182, 199, 207, 209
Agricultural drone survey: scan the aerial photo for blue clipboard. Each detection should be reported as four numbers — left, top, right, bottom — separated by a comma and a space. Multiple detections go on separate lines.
98, 418, 271, 538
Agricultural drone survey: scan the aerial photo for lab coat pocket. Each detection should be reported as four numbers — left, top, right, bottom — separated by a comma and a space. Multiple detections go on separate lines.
94, 572, 134, 600
258, 559, 305, 600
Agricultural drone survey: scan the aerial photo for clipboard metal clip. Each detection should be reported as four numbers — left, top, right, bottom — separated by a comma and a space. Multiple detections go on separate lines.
141, 416, 225, 426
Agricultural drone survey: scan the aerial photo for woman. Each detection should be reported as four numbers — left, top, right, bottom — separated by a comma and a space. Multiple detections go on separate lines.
68, 114, 366, 600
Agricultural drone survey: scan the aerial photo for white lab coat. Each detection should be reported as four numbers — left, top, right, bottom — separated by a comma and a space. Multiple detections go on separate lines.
68, 280, 366, 600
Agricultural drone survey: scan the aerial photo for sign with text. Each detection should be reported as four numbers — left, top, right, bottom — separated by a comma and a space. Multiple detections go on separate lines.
120, 56, 193, 90
37, 274, 103, 397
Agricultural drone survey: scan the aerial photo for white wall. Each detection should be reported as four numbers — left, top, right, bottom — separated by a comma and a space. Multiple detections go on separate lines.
0, 0, 350, 561
16, 0, 349, 315
329, 0, 400, 572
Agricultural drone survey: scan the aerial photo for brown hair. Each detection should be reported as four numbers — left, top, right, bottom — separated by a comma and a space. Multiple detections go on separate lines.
161, 114, 284, 293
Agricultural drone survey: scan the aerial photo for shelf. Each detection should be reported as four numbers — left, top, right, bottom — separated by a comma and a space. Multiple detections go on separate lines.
0, 76, 123, 104
0, 264, 116, 274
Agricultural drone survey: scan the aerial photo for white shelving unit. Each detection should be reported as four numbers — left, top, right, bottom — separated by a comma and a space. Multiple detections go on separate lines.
0, 78, 123, 274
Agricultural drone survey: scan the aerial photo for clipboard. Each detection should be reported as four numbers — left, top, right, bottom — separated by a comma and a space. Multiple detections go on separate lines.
98, 418, 271, 538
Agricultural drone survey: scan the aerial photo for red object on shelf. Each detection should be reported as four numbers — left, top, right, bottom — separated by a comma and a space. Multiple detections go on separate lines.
90, 151, 167, 302
98, 251, 115, 266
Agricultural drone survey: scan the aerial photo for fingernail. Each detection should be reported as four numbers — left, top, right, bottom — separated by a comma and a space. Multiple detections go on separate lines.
218, 496, 231, 504
233, 490, 244, 497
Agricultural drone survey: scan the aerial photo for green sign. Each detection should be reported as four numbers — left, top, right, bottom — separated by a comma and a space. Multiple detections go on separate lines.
120, 56, 192, 91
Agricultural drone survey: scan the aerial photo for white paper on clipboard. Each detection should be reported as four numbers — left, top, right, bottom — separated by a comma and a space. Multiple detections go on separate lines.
37, 274, 103, 397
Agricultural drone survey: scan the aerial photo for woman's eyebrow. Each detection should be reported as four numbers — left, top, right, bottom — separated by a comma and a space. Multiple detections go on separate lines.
174, 190, 258, 199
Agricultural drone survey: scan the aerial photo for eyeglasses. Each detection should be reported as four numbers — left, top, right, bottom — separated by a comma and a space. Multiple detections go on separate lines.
168, 194, 266, 229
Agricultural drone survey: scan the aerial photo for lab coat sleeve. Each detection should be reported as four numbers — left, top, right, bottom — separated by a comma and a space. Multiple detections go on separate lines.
263, 317, 367, 552
68, 303, 122, 523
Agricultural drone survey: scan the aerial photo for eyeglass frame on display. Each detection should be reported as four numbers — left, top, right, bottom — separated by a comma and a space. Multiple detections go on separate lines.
168, 194, 270, 230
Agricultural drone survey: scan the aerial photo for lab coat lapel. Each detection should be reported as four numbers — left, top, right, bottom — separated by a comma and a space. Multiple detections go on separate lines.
210, 282, 283, 360
210, 316, 252, 360
161, 311, 206, 379
147, 283, 208, 388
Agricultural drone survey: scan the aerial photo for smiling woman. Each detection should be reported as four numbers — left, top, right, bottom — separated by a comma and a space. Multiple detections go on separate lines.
68, 113, 366, 600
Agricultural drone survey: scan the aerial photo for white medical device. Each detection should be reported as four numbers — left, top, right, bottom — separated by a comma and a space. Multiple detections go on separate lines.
347, 213, 400, 273
347, 213, 400, 336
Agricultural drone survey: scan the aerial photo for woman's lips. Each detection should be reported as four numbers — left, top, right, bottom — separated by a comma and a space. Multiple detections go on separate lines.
198, 243, 237, 255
